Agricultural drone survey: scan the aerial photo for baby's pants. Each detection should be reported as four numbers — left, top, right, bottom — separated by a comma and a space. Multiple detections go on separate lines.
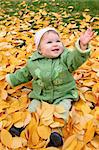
28, 99, 72, 121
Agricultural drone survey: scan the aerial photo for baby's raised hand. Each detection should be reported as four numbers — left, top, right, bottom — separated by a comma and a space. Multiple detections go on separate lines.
80, 28, 94, 50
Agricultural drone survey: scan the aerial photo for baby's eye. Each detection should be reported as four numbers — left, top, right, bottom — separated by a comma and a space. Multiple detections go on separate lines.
56, 40, 61, 42
47, 41, 52, 44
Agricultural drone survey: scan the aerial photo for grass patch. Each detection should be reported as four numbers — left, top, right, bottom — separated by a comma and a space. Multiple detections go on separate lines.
0, 0, 99, 17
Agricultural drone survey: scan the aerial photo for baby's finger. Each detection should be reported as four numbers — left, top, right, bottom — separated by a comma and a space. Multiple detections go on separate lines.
87, 27, 92, 32
89, 32, 96, 40
90, 31, 94, 37
86, 27, 93, 35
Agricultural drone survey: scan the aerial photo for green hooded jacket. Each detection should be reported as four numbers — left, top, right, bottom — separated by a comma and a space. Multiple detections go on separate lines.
7, 40, 90, 104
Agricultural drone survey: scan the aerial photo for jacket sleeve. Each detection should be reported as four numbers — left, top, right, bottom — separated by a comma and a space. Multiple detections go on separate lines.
62, 38, 91, 72
6, 64, 32, 87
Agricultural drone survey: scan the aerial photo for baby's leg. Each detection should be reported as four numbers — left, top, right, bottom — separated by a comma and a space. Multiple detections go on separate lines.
28, 99, 41, 112
56, 99, 72, 122
9, 99, 41, 137
46, 99, 72, 147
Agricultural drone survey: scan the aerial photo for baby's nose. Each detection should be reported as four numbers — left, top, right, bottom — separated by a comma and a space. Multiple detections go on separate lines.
53, 42, 58, 47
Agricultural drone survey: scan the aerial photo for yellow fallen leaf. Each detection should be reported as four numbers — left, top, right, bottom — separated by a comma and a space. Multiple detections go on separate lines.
37, 125, 51, 140
12, 111, 23, 123
80, 102, 91, 115
30, 140, 46, 149
2, 116, 12, 128
66, 138, 78, 150
54, 117, 65, 125
0, 89, 8, 100
41, 117, 54, 126
33, 112, 40, 125
50, 121, 64, 128
32, 130, 40, 146
0, 101, 9, 113
83, 80, 95, 87
0, 142, 4, 150
74, 140, 84, 150
62, 135, 77, 150
92, 83, 99, 93
80, 114, 93, 129
54, 112, 65, 119
83, 145, 93, 150
26, 118, 38, 140
7, 100, 20, 114
79, 86, 91, 93
46, 147, 60, 150
1, 129, 13, 148
0, 80, 8, 89
0, 42, 13, 50
94, 107, 99, 120
84, 91, 97, 103
90, 135, 99, 149
14, 121, 24, 128
19, 94, 28, 109
0, 31, 6, 37
24, 113, 31, 126
0, 75, 5, 81
0, 114, 7, 122
62, 134, 76, 150
84, 120, 96, 144
11, 137, 22, 149
91, 63, 99, 72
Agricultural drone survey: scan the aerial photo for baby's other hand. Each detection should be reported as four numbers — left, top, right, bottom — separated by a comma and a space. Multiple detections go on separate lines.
80, 27, 94, 46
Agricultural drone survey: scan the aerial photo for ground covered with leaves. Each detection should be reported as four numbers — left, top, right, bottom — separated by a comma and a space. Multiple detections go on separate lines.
0, 0, 99, 150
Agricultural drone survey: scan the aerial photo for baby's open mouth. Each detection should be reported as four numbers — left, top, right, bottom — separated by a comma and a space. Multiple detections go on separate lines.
52, 49, 59, 51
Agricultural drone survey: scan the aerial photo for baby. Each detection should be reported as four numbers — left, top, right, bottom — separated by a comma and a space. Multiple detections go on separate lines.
6, 27, 94, 147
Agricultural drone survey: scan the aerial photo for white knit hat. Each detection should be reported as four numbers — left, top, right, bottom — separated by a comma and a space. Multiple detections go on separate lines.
34, 27, 59, 49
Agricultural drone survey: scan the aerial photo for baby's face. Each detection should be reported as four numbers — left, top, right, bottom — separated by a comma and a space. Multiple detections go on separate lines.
39, 31, 64, 58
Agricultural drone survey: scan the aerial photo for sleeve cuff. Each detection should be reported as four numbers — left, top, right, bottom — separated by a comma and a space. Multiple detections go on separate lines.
75, 38, 91, 53
6, 74, 14, 87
